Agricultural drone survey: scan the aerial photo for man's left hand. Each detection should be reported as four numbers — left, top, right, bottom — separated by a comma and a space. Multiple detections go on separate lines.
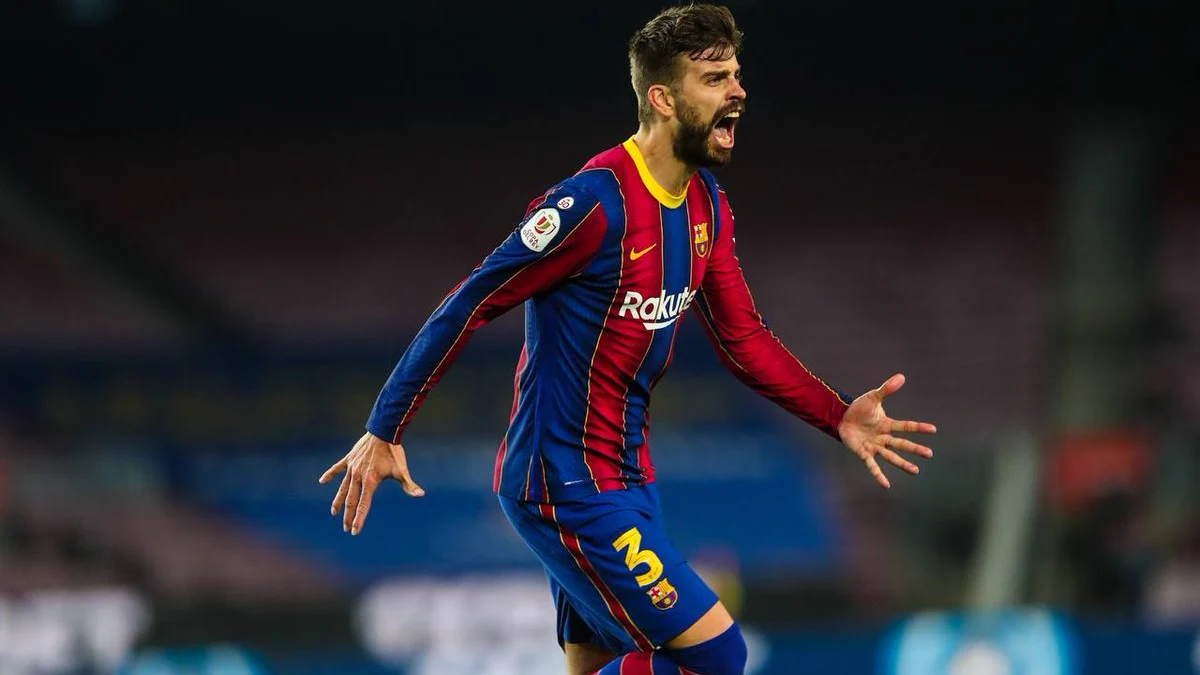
837, 373, 936, 489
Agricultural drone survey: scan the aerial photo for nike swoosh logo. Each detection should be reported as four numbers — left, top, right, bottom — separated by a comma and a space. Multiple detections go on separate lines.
630, 244, 657, 261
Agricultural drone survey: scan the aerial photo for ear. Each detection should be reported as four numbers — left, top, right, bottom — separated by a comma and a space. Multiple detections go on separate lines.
647, 84, 675, 119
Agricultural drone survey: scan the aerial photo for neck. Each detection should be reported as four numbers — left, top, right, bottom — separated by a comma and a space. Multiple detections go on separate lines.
631, 124, 695, 197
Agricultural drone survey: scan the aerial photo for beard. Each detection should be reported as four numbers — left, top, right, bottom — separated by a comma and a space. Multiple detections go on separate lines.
672, 97, 733, 168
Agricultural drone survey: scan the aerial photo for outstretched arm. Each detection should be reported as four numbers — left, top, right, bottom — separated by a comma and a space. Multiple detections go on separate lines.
320, 186, 607, 534
693, 190, 852, 437
367, 187, 606, 444
695, 190, 935, 487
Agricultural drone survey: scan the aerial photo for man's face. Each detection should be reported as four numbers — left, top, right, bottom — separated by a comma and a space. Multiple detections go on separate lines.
671, 53, 746, 168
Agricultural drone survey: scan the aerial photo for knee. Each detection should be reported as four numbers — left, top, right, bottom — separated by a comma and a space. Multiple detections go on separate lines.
664, 622, 747, 675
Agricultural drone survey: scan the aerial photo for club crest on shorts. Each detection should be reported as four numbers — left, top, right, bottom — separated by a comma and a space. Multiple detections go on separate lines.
647, 578, 678, 610
693, 222, 710, 257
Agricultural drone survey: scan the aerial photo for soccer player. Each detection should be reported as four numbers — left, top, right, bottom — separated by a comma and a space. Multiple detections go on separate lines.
319, 5, 937, 675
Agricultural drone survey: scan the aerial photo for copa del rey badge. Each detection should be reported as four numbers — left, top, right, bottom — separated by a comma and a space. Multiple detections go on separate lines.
520, 208, 561, 252
647, 578, 678, 610
693, 222, 710, 257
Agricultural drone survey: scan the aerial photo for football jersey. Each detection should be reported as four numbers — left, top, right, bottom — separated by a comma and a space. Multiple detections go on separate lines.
367, 137, 852, 503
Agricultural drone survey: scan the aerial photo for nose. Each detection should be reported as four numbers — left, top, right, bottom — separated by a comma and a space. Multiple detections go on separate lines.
730, 78, 747, 103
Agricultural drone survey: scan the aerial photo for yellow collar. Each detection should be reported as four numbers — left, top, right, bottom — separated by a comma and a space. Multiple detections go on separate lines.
622, 137, 687, 209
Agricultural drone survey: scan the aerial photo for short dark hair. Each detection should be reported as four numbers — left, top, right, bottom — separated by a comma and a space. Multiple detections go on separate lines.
628, 4, 743, 124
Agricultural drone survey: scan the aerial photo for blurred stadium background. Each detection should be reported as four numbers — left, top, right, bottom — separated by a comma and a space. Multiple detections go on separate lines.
0, 1, 1197, 673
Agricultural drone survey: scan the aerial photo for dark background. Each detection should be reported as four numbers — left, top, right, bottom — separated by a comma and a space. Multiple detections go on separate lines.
0, 1, 1197, 674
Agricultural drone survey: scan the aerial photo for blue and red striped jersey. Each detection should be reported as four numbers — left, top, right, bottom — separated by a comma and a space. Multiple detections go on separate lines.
366, 138, 853, 503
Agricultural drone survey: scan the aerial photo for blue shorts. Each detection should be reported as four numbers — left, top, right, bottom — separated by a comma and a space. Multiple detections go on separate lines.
498, 483, 719, 655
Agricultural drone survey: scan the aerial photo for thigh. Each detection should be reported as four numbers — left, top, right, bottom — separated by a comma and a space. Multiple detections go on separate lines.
550, 573, 606, 650
501, 495, 633, 654
558, 498, 720, 650
500, 490, 720, 652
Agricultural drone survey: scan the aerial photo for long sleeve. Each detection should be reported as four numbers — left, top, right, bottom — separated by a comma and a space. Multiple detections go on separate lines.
693, 189, 853, 439
366, 186, 607, 443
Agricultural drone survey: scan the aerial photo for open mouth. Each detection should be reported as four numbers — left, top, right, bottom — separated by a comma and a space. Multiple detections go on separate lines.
712, 111, 740, 150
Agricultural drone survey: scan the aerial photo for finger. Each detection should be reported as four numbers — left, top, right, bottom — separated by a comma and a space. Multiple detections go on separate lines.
320, 440, 361, 484
330, 472, 351, 516
343, 472, 362, 533
874, 373, 906, 400
891, 419, 937, 435
879, 448, 919, 475
351, 477, 379, 536
886, 436, 934, 458
318, 458, 348, 484
863, 454, 890, 489
397, 469, 426, 498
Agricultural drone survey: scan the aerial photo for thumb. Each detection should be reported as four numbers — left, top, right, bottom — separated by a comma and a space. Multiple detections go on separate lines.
398, 470, 426, 498
875, 373, 906, 400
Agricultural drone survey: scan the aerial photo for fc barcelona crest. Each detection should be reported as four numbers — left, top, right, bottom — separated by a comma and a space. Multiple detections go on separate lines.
692, 222, 710, 257
647, 578, 678, 610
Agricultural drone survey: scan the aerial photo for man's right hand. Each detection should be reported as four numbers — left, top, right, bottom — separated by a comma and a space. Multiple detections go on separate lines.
319, 432, 425, 535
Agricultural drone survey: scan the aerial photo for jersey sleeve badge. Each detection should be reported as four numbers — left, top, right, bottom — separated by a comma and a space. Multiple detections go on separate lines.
520, 208, 561, 252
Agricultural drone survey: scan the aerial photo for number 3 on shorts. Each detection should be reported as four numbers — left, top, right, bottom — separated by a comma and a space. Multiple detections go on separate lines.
612, 527, 664, 587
